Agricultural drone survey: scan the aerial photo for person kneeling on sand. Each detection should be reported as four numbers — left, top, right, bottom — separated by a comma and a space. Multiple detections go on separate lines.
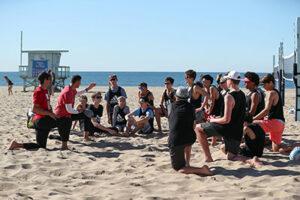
253, 74, 285, 152
168, 87, 213, 175
9, 72, 64, 150
86, 92, 118, 137
122, 96, 154, 137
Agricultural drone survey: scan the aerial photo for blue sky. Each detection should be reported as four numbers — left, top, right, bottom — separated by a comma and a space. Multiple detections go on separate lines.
0, 0, 299, 72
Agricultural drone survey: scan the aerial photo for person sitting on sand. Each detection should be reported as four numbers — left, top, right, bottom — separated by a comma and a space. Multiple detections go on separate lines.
4, 76, 13, 96
155, 77, 176, 134
86, 92, 118, 137
239, 112, 265, 158
105, 74, 127, 125
123, 96, 154, 136
9, 72, 65, 150
54, 75, 96, 149
184, 70, 209, 124
168, 87, 213, 175
72, 95, 90, 139
253, 74, 285, 152
138, 82, 155, 130
112, 96, 130, 133
195, 71, 247, 162
242, 72, 265, 116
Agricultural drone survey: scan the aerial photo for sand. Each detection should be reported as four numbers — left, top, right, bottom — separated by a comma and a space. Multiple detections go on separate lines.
1, 86, 300, 200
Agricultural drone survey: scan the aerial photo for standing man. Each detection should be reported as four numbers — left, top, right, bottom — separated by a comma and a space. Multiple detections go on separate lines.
184, 70, 209, 123
9, 72, 61, 150
55, 75, 96, 150
195, 71, 252, 164
105, 74, 127, 124
168, 87, 213, 175
253, 74, 285, 152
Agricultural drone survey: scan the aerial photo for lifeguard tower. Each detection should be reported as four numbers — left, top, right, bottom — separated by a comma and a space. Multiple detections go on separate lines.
18, 32, 70, 92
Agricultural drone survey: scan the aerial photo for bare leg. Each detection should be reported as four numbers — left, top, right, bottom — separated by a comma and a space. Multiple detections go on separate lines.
272, 141, 280, 152
84, 131, 90, 141
178, 165, 214, 176
279, 144, 300, 153
195, 125, 213, 162
8, 141, 24, 150
184, 145, 192, 167
155, 108, 163, 134
212, 136, 217, 146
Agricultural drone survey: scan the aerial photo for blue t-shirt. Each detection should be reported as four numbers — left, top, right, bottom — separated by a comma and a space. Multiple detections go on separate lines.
132, 108, 154, 119
104, 87, 127, 101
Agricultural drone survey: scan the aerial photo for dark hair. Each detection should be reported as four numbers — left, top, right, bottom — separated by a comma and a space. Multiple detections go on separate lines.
139, 82, 148, 88
260, 73, 275, 84
184, 69, 196, 80
165, 77, 174, 84
232, 80, 240, 85
4, 76, 8, 79
139, 96, 149, 103
195, 81, 203, 88
216, 74, 222, 84
38, 72, 51, 84
244, 112, 253, 123
80, 95, 88, 101
244, 72, 260, 86
202, 74, 213, 84
91, 92, 102, 99
71, 75, 82, 84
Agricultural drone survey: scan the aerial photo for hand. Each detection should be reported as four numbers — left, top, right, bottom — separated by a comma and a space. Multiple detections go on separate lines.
78, 108, 84, 113
86, 83, 96, 91
49, 112, 60, 120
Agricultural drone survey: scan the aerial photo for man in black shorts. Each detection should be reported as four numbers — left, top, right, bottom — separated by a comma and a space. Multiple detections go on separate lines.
195, 71, 263, 166
168, 87, 213, 175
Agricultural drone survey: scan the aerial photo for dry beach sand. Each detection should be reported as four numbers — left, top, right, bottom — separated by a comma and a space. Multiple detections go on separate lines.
1, 86, 300, 200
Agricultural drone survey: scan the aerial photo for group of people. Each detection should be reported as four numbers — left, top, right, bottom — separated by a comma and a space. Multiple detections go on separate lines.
8, 69, 291, 176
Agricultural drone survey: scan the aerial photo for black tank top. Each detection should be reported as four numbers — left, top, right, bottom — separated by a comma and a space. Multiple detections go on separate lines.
163, 89, 175, 106
246, 89, 265, 116
226, 90, 246, 140
138, 107, 154, 130
268, 89, 285, 121
211, 86, 223, 116
115, 107, 127, 125
141, 91, 154, 106
108, 87, 122, 112
188, 84, 202, 109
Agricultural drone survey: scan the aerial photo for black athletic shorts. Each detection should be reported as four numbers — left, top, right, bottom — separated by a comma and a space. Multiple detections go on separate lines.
169, 143, 193, 170
201, 122, 241, 155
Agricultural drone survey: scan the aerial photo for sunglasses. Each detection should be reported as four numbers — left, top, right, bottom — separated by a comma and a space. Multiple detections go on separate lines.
138, 86, 145, 90
185, 76, 190, 79
165, 82, 171, 85
79, 99, 87, 102
95, 96, 102, 99
110, 78, 116, 81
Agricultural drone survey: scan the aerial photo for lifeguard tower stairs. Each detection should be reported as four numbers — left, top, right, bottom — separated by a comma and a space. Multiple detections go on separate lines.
18, 32, 70, 92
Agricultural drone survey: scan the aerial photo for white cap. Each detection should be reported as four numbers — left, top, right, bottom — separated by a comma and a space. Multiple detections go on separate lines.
224, 71, 241, 80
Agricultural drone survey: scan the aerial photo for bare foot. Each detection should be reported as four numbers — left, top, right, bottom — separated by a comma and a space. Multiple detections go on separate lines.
84, 137, 91, 142
250, 156, 263, 167
8, 141, 20, 150
200, 165, 214, 176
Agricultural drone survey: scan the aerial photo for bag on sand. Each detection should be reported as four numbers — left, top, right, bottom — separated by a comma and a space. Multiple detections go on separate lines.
27, 109, 35, 129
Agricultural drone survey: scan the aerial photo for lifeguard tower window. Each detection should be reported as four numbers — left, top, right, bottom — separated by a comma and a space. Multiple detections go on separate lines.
19, 50, 70, 92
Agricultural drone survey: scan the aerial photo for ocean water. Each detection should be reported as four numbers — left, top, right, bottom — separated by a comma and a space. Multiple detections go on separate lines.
0, 71, 295, 88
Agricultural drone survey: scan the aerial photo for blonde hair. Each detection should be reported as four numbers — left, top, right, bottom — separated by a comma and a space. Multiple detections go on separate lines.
118, 96, 126, 101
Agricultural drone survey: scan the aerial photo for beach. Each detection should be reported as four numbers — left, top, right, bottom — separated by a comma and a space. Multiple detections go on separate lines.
1, 86, 300, 200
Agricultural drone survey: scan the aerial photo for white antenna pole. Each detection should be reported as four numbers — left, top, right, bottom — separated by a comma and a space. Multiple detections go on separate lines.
20, 31, 23, 66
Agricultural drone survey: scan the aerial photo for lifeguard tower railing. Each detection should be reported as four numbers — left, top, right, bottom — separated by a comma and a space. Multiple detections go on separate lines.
19, 50, 70, 92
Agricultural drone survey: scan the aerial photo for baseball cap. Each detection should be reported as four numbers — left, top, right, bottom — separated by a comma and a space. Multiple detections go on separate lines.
175, 87, 189, 100
224, 71, 241, 80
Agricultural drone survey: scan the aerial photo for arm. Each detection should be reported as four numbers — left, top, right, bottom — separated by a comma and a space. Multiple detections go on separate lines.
112, 106, 118, 127
208, 87, 216, 115
106, 101, 110, 119
243, 126, 256, 140
65, 104, 80, 114
32, 104, 59, 120
249, 92, 259, 116
210, 94, 233, 124
253, 91, 274, 120
149, 93, 155, 110
75, 83, 96, 98
196, 86, 209, 112
160, 93, 165, 107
